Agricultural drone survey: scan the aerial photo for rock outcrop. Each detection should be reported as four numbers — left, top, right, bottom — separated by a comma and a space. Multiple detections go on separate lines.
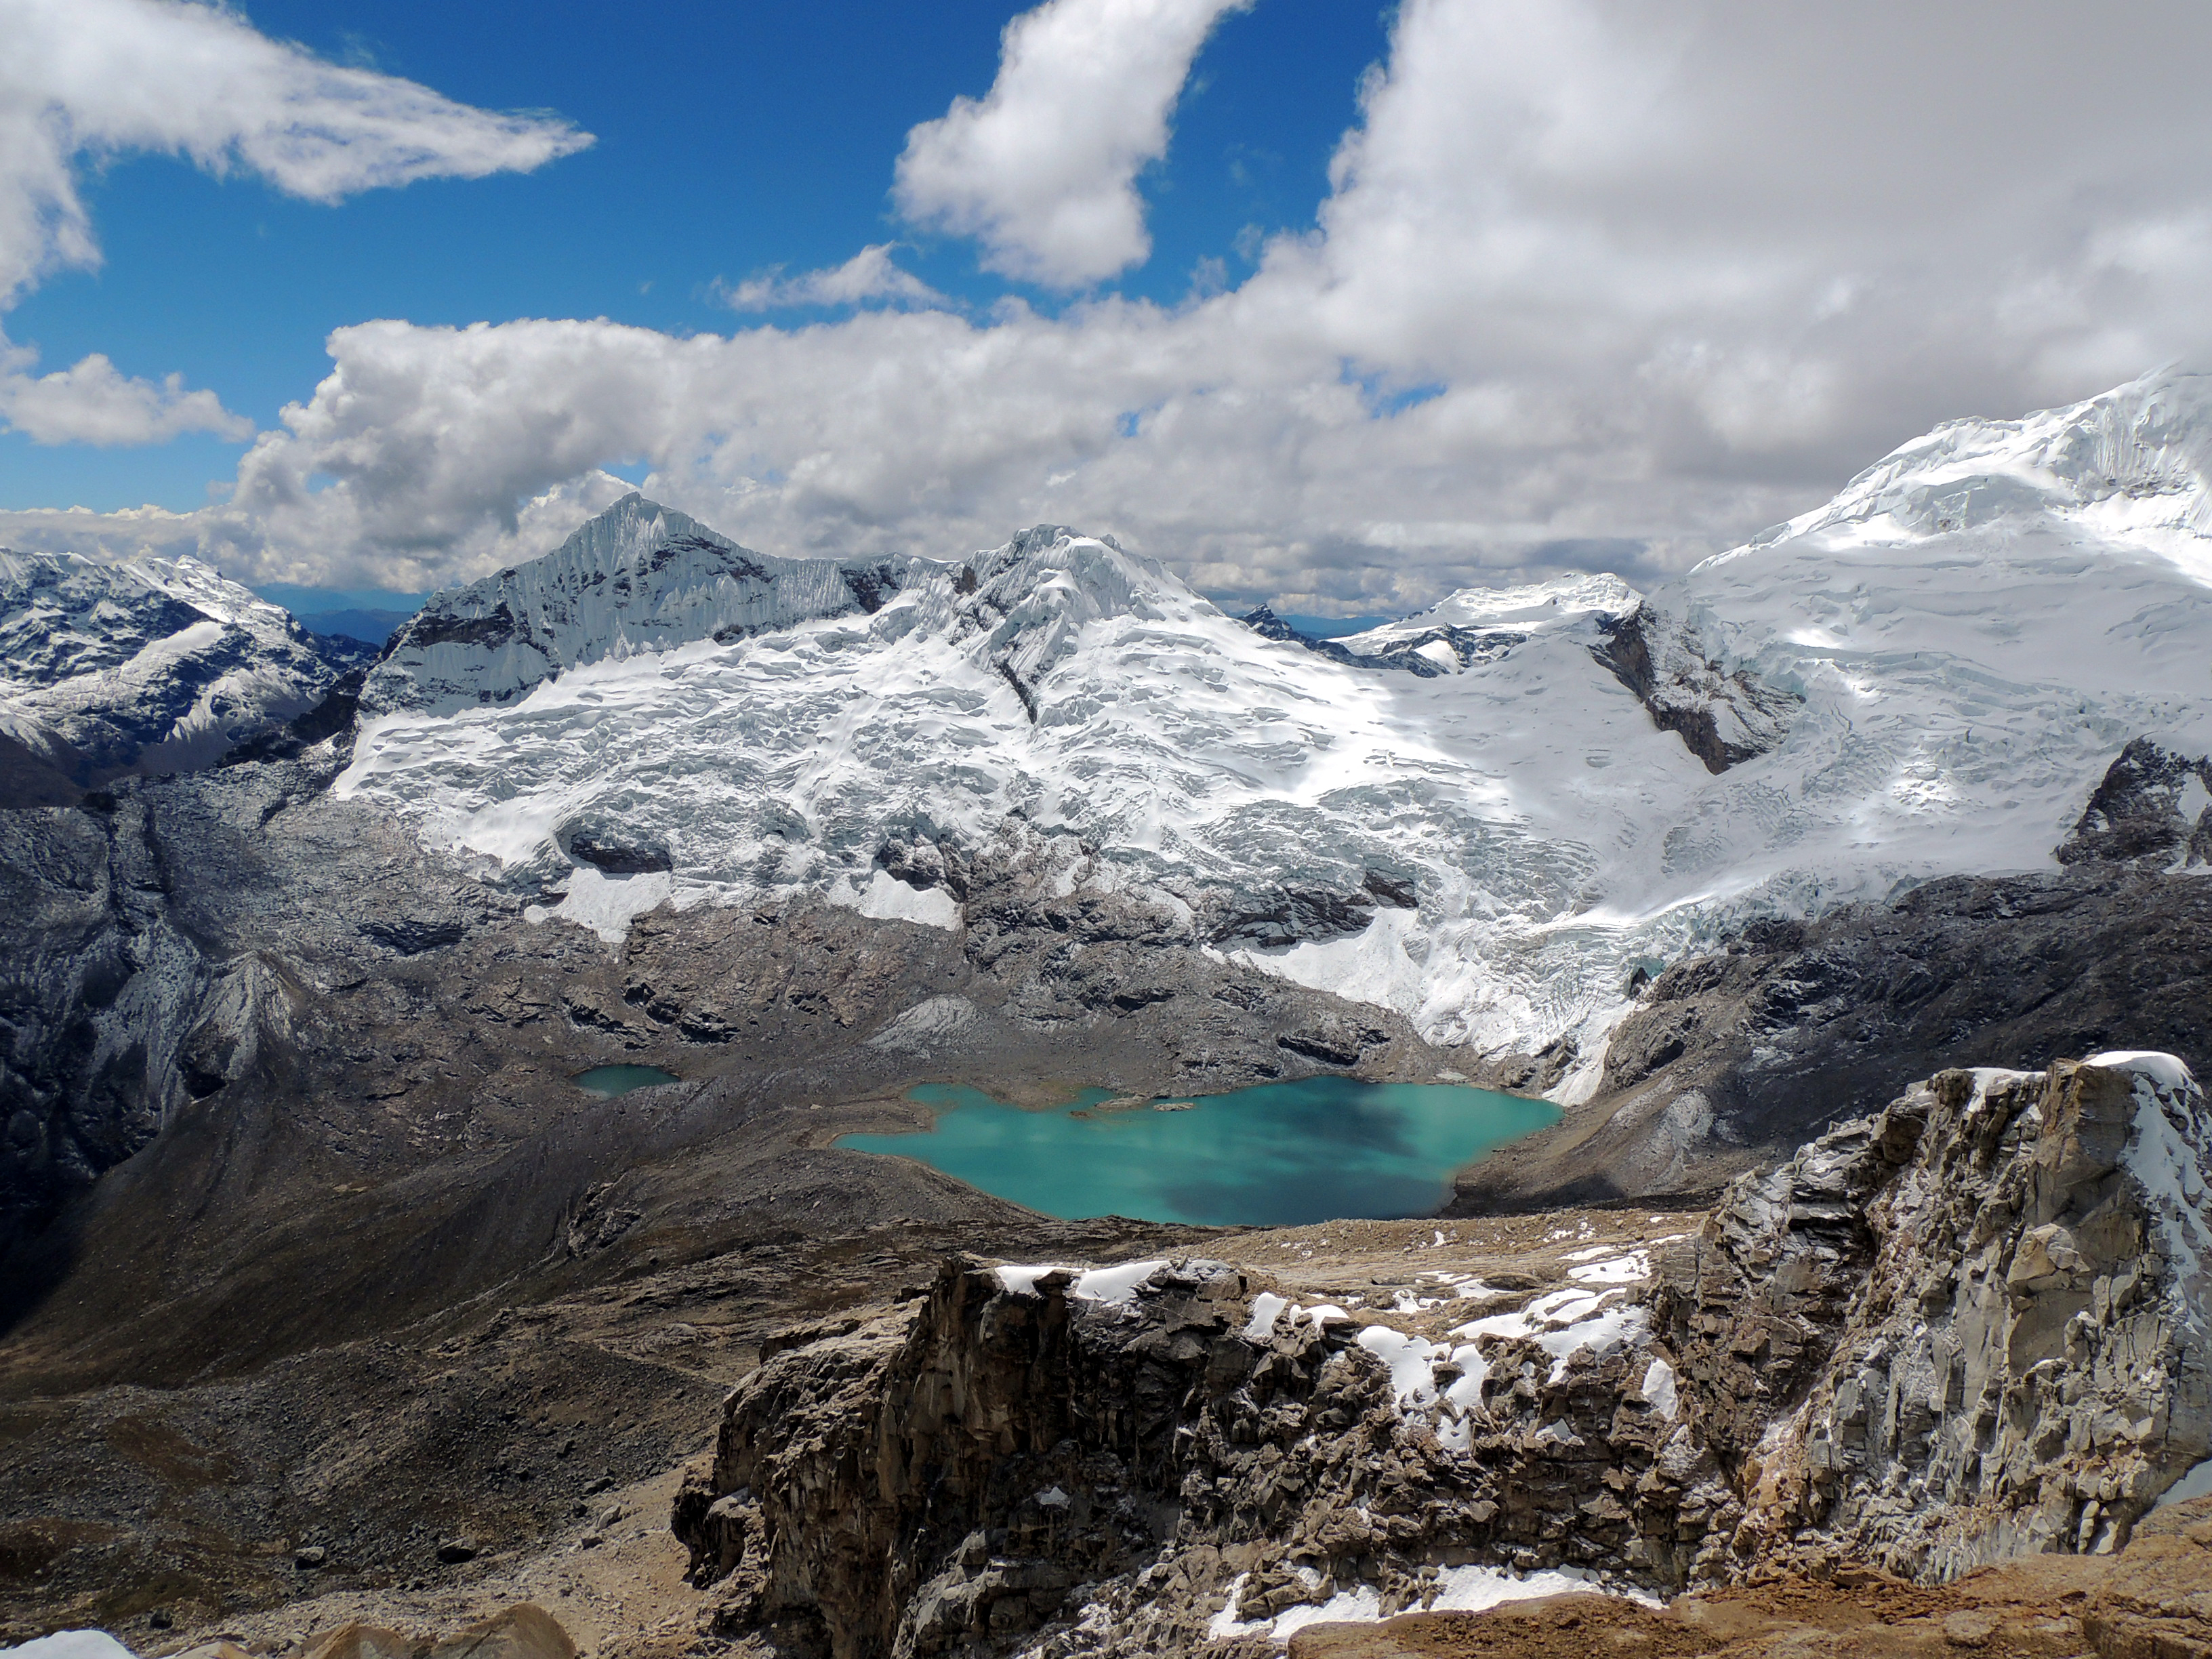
1587, 604, 1799, 775
2058, 738, 2212, 869
676, 1056, 2212, 1658
1658, 1052, 2212, 1580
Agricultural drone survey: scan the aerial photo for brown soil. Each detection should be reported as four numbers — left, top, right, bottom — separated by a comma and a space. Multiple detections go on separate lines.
1285, 1504, 2212, 1658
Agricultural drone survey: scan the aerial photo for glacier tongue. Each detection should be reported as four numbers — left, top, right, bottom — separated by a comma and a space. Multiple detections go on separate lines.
336, 369, 2212, 1077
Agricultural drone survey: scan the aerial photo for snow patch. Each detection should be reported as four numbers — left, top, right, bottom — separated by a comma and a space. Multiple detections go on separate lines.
835, 869, 963, 932
2087, 1050, 2198, 1094
1452, 1288, 1652, 1383
0, 1635, 137, 1658
1568, 1250, 1652, 1285
1244, 1292, 1290, 1340
2110, 1059, 2212, 1332
556, 864, 678, 943
1206, 1563, 1617, 1647
1356, 1326, 1446, 1408
1074, 1260, 1168, 1305
1641, 1357, 1679, 1420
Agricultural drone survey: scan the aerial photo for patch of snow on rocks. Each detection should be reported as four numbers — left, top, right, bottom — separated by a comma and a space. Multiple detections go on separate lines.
2097, 1052, 2212, 1332
1244, 1292, 1290, 1340
0, 1635, 138, 1658
1641, 1357, 1679, 1420
1073, 1260, 1168, 1305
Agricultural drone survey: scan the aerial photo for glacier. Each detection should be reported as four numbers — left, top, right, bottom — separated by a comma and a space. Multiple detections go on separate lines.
334, 369, 2212, 1091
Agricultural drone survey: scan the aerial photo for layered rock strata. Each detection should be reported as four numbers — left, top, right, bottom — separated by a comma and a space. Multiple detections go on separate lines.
676, 1055, 2212, 1658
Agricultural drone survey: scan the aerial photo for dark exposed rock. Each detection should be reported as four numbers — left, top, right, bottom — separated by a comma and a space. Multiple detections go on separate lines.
1588, 605, 1798, 774
1277, 1017, 1388, 1066
406, 605, 530, 653
1361, 872, 1418, 910
842, 562, 902, 614
359, 916, 473, 955
1212, 886, 1378, 947
994, 659, 1040, 724
562, 830, 673, 875
1458, 862, 2212, 1213
2057, 737, 2212, 867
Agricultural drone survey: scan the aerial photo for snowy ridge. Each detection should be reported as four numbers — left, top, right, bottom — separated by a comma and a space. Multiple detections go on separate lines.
337, 370, 2212, 1076
0, 548, 356, 785
1334, 572, 1639, 668
1736, 370, 2212, 566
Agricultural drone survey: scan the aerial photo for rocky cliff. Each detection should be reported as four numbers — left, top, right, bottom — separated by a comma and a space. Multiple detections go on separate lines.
675, 1054, 2212, 1658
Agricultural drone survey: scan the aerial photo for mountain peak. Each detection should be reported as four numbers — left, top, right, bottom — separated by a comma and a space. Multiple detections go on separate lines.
359, 499, 912, 716
1731, 366, 2212, 558
0, 544, 355, 800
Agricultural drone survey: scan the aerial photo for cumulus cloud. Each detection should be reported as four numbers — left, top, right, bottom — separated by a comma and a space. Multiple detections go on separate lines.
0, 342, 253, 445
0, 0, 588, 449
12, 0, 2212, 608
894, 0, 1250, 287
716, 244, 948, 312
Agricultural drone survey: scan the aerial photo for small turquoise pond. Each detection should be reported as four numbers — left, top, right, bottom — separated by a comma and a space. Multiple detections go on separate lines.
573, 1065, 680, 1099
835, 1078, 1560, 1227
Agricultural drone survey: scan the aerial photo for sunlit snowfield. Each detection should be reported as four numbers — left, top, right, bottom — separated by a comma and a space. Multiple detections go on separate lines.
836, 1078, 1561, 1225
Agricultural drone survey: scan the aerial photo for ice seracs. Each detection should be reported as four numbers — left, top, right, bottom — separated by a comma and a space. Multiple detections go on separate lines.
337, 369, 2212, 1085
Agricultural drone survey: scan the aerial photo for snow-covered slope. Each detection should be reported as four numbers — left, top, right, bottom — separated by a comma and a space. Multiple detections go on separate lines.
0, 550, 361, 798
335, 370, 2212, 1086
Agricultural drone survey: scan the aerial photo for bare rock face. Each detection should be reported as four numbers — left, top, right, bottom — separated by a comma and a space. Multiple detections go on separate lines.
2058, 738, 2212, 868
1654, 1054, 2212, 1580
678, 1055, 2211, 1658
1589, 604, 1799, 775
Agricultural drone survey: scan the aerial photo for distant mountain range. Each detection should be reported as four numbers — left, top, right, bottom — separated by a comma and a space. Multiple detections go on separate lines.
8, 368, 2212, 1084
295, 607, 417, 647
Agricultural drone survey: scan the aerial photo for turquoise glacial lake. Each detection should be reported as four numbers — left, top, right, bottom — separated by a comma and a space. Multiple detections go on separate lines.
835, 1078, 1561, 1227
573, 1064, 680, 1099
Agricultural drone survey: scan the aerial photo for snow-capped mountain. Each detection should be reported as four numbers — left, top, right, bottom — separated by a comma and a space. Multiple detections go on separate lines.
361, 494, 908, 716
0, 550, 365, 805
335, 369, 2212, 1088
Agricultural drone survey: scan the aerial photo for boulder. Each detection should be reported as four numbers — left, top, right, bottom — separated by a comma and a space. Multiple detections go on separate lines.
301, 1625, 417, 1659
424, 1603, 577, 1659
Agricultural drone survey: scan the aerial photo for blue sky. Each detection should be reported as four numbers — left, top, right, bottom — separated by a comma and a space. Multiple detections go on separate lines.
4, 1, 2211, 615
1, 0, 1385, 523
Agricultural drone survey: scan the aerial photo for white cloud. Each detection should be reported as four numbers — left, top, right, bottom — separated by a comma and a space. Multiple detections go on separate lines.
0, 0, 591, 305
0, 0, 588, 449
0, 342, 253, 445
717, 245, 948, 312
894, 0, 1250, 287
12, 0, 2212, 607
